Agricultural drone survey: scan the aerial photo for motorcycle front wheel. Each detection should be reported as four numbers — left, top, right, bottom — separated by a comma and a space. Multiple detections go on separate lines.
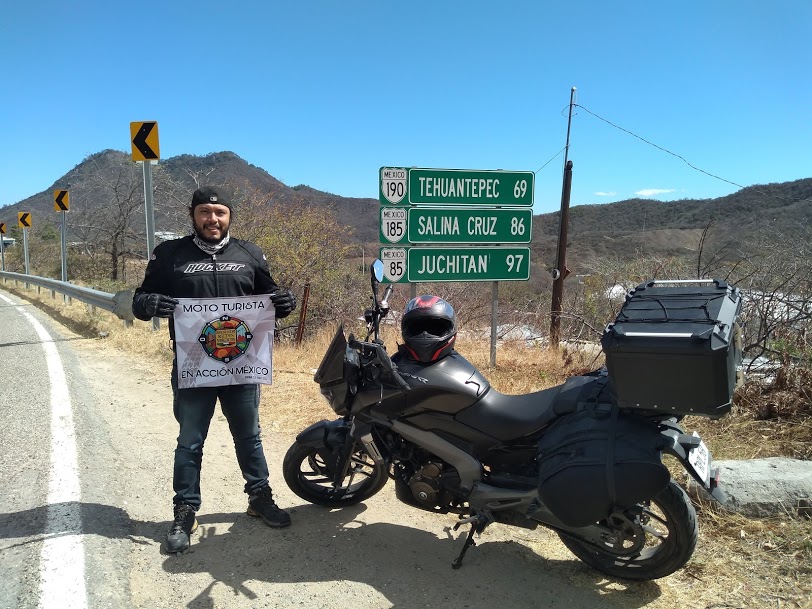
282, 440, 389, 507
558, 480, 698, 580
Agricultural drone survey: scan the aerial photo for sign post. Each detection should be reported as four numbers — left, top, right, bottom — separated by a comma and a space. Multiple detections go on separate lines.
54, 190, 70, 287
18, 212, 32, 286
0, 222, 5, 271
131, 121, 161, 329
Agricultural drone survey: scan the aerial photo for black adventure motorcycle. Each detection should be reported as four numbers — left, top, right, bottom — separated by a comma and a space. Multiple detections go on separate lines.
283, 261, 740, 580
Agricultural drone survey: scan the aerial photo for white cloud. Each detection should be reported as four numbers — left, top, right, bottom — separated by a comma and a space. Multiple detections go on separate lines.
635, 188, 676, 197
594, 191, 616, 196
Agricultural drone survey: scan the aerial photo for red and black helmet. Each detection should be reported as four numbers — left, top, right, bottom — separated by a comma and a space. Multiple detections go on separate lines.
400, 295, 457, 363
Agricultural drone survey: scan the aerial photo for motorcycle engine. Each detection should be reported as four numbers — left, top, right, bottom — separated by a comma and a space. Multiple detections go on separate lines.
408, 462, 444, 508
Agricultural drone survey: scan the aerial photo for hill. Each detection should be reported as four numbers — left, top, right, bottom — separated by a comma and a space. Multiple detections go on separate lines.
0, 150, 382, 244
531, 179, 812, 273
1, 150, 810, 276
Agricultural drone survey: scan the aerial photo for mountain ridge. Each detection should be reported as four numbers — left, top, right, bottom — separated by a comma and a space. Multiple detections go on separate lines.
1, 149, 809, 274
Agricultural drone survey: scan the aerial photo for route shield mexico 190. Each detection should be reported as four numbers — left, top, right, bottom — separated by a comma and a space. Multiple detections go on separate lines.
380, 167, 408, 204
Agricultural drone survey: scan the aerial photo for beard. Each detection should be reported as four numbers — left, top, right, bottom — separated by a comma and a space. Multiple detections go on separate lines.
192, 221, 230, 244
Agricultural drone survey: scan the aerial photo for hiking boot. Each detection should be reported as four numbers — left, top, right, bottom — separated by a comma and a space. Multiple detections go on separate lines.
247, 487, 291, 527
165, 503, 198, 553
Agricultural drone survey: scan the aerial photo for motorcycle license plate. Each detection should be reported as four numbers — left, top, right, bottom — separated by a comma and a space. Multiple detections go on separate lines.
687, 434, 710, 484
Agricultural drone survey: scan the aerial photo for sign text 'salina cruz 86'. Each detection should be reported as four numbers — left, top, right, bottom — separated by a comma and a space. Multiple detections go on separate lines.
380, 207, 532, 244
379, 247, 531, 283
380, 167, 534, 206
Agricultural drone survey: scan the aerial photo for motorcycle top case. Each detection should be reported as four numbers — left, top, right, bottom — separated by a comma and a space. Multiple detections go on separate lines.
601, 279, 743, 418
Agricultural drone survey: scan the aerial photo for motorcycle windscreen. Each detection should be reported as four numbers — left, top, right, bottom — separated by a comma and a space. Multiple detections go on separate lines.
314, 325, 347, 385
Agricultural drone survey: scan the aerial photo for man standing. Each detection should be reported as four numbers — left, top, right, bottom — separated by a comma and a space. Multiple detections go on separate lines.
132, 186, 297, 554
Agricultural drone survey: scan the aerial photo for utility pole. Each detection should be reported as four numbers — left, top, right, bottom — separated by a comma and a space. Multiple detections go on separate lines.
550, 87, 576, 348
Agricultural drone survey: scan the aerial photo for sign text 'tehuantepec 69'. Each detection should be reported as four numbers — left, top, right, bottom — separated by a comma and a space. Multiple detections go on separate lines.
379, 167, 534, 206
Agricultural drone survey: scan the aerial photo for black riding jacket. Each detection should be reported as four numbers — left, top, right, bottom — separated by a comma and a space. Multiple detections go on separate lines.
132, 235, 279, 338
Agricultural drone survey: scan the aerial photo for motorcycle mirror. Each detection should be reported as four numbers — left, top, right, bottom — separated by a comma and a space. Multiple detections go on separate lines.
371, 259, 384, 283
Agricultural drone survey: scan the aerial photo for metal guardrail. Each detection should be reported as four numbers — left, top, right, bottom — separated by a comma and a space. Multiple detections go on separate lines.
0, 271, 135, 324
0, 272, 306, 338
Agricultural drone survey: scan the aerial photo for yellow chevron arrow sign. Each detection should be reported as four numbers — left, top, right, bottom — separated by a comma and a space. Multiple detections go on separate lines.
130, 121, 160, 161
54, 190, 70, 211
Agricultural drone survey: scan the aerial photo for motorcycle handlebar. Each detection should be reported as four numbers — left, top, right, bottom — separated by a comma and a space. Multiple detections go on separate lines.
381, 285, 392, 309
348, 337, 410, 393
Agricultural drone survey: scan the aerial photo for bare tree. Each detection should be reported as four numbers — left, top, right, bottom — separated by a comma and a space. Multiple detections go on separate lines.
733, 231, 812, 366
69, 157, 146, 281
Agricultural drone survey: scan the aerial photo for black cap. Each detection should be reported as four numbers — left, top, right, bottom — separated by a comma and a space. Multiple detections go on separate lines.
191, 186, 232, 210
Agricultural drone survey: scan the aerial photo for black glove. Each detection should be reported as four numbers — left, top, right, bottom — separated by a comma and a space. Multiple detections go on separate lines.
133, 292, 179, 319
270, 289, 296, 319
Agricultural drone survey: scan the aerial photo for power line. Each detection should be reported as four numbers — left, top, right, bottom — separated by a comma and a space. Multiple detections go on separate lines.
573, 103, 802, 203
534, 147, 567, 175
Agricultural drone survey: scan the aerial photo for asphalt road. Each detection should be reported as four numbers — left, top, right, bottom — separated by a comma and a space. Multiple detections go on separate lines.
0, 290, 135, 608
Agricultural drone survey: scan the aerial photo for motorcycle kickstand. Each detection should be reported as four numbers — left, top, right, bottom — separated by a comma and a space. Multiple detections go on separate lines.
451, 514, 490, 570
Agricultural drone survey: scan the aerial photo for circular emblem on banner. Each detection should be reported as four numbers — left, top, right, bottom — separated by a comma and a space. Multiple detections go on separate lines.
198, 315, 253, 363
380, 167, 407, 204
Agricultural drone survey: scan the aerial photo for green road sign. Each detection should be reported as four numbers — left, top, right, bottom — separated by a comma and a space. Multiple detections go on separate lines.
380, 207, 532, 244
408, 208, 532, 244
409, 168, 533, 206
379, 246, 530, 283
379, 167, 534, 206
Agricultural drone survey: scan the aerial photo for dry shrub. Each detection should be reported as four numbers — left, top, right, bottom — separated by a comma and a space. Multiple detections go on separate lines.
687, 365, 812, 461
741, 365, 812, 421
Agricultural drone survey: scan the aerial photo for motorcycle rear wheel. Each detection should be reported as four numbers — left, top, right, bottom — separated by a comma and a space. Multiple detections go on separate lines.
283, 440, 388, 507
558, 480, 698, 580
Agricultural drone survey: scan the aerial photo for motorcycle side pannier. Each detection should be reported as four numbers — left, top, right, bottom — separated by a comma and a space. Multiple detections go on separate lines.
538, 397, 670, 528
601, 279, 743, 419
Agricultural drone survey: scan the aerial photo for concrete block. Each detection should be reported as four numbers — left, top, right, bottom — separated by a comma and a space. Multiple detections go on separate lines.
688, 457, 812, 518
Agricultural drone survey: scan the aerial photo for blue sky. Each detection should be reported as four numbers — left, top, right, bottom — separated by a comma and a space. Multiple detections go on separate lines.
1, 1, 810, 214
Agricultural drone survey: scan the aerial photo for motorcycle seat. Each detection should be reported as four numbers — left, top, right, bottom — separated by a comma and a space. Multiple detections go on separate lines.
454, 375, 600, 441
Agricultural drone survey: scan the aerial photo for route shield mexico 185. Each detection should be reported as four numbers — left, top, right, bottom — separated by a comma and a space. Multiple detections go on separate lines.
380, 207, 407, 243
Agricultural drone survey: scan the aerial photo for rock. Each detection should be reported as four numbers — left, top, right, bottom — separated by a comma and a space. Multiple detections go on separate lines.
688, 457, 812, 518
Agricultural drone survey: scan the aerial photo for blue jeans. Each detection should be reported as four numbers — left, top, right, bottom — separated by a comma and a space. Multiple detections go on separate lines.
171, 364, 270, 510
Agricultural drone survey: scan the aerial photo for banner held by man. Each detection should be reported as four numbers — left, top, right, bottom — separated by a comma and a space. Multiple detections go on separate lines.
174, 295, 276, 389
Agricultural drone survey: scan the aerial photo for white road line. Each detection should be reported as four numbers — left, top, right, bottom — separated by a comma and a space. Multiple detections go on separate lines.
0, 294, 88, 609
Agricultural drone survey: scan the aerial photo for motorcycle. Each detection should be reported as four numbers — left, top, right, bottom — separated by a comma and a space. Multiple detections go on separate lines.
283, 260, 732, 580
